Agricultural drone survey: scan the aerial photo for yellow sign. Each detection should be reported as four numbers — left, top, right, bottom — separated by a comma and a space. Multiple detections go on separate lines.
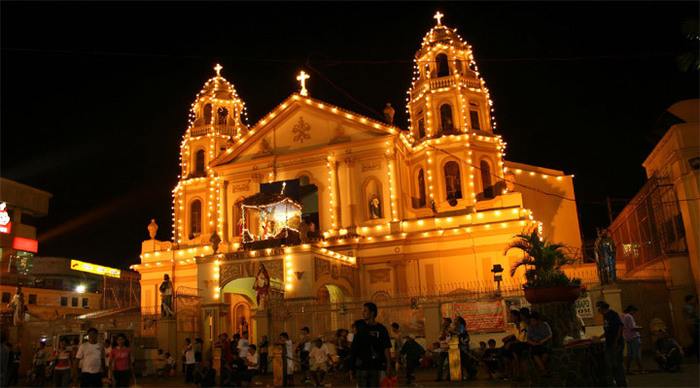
70, 259, 121, 278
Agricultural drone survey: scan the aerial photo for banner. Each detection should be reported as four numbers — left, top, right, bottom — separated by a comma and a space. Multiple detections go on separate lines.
452, 300, 505, 332
575, 295, 594, 318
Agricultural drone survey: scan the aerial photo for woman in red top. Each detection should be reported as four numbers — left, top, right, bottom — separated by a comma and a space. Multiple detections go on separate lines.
48, 339, 73, 387
109, 334, 134, 387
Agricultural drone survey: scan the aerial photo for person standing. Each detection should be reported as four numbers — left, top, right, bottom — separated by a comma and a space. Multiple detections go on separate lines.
50, 339, 73, 387
109, 334, 133, 388
622, 305, 644, 374
276, 332, 294, 387
258, 335, 269, 375
354, 302, 393, 387
183, 338, 195, 383
32, 341, 48, 387
75, 328, 105, 388
682, 295, 699, 360
389, 323, 404, 372
214, 334, 231, 386
399, 335, 424, 384
596, 301, 627, 387
450, 316, 477, 380
7, 287, 26, 326
194, 338, 203, 378
296, 327, 312, 384
435, 318, 451, 382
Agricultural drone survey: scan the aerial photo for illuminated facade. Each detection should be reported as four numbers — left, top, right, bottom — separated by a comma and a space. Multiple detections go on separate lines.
135, 14, 581, 343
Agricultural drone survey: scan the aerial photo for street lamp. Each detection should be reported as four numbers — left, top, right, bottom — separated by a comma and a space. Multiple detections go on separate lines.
75, 285, 86, 293
491, 264, 504, 297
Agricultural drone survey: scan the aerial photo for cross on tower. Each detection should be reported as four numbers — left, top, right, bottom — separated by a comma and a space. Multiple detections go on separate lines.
214, 63, 223, 77
434, 11, 444, 26
296, 70, 310, 96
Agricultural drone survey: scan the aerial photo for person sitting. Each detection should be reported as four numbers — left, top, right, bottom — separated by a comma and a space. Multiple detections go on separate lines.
399, 335, 425, 384
526, 312, 552, 377
654, 329, 684, 372
483, 339, 500, 379
198, 360, 217, 387
229, 352, 247, 386
164, 352, 176, 376
242, 344, 258, 386
307, 338, 332, 387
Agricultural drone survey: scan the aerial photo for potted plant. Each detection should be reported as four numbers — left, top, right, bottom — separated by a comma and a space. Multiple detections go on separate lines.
506, 230, 582, 303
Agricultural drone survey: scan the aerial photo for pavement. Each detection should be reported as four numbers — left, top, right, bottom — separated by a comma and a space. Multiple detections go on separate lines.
12, 353, 698, 387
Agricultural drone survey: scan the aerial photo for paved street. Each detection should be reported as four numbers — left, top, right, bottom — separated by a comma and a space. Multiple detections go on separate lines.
131, 354, 699, 387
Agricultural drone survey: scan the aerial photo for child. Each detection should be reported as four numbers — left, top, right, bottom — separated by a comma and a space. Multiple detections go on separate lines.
156, 349, 166, 377
483, 339, 500, 379
307, 338, 331, 387
164, 352, 176, 376
400, 335, 425, 384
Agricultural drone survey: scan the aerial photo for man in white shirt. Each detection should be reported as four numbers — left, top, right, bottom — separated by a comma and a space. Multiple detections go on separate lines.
74, 328, 104, 388
307, 338, 331, 387
234, 333, 249, 358
243, 344, 259, 383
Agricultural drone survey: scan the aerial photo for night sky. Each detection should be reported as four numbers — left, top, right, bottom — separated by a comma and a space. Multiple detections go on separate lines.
2, 2, 698, 269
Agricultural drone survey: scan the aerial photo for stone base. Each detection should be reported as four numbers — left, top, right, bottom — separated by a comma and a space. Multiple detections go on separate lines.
520, 343, 610, 387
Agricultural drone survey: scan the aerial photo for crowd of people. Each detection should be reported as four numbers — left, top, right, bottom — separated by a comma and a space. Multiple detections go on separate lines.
2, 294, 697, 387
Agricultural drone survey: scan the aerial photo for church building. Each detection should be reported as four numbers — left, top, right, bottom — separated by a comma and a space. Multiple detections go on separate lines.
135, 13, 581, 347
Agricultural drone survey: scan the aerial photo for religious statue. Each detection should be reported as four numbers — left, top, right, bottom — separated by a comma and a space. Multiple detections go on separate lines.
383, 103, 395, 124
7, 286, 26, 326
258, 138, 272, 155
159, 274, 174, 317
369, 194, 382, 219
210, 232, 221, 253
148, 219, 158, 240
253, 264, 271, 310
240, 316, 249, 339
594, 228, 617, 284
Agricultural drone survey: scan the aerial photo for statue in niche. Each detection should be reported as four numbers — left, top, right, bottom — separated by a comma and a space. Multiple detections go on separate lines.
594, 228, 617, 284
383, 103, 395, 124
253, 264, 271, 310
148, 219, 158, 239
159, 274, 174, 317
369, 194, 382, 219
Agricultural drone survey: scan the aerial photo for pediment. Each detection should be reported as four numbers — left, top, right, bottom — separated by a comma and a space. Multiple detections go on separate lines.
212, 95, 398, 166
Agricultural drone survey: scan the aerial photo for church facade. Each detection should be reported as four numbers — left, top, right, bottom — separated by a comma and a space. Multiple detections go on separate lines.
135, 14, 581, 345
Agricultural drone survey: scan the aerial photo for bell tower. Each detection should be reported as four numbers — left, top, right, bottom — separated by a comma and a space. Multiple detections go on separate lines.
407, 12, 495, 142
173, 64, 248, 244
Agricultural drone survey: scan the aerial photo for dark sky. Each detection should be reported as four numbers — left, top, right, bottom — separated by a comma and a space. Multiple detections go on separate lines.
2, 2, 698, 269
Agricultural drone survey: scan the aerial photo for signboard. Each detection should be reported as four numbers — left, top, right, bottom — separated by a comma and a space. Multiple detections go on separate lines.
575, 295, 594, 318
452, 300, 505, 332
70, 259, 121, 278
12, 237, 38, 253
0, 202, 11, 234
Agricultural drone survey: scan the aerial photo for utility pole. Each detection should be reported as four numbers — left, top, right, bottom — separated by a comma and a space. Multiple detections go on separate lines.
606, 196, 614, 225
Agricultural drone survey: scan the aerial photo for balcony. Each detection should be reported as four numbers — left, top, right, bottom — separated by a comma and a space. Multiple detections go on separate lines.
190, 125, 238, 137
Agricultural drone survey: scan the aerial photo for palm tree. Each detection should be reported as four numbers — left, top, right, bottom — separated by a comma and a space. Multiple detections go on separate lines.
506, 230, 579, 288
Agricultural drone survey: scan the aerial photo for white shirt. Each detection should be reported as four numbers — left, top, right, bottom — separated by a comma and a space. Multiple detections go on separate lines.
237, 339, 249, 358
184, 345, 195, 364
246, 352, 258, 370
284, 340, 294, 374
309, 345, 329, 364
76, 342, 103, 374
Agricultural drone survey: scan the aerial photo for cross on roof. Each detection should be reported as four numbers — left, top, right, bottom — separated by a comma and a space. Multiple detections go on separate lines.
434, 11, 444, 26
214, 63, 223, 77
296, 70, 310, 96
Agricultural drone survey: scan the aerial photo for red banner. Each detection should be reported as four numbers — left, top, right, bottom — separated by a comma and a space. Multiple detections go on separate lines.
453, 300, 504, 332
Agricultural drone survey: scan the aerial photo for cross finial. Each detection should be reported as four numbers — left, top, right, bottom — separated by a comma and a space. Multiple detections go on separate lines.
434, 11, 444, 26
296, 70, 310, 96
214, 63, 223, 77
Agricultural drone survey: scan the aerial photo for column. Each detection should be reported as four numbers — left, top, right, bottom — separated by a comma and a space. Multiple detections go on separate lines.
343, 158, 357, 228
222, 181, 229, 243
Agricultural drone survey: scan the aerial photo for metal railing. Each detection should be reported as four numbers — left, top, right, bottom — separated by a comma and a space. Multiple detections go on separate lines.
190, 125, 238, 137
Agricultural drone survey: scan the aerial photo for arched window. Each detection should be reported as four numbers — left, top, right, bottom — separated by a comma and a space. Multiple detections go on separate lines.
417, 169, 427, 208
195, 150, 205, 176
203, 103, 212, 125
444, 161, 462, 205
480, 160, 494, 199
440, 104, 454, 135
418, 118, 425, 139
190, 200, 202, 237
436, 54, 450, 77
217, 107, 228, 125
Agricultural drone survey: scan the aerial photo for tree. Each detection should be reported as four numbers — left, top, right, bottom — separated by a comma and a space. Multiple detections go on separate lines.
506, 229, 580, 288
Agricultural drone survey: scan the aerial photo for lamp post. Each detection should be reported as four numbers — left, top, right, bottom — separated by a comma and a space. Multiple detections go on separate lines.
491, 264, 504, 297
